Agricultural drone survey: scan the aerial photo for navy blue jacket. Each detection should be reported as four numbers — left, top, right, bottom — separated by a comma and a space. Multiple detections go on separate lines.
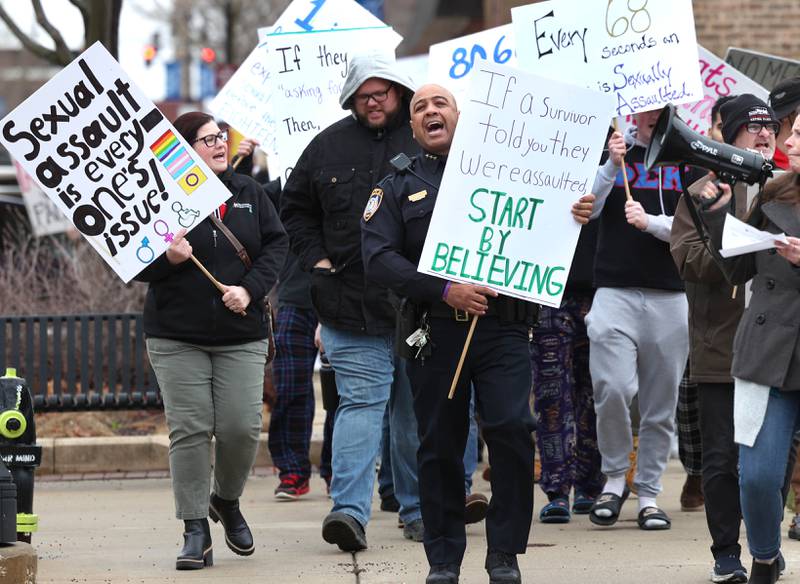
361, 153, 449, 303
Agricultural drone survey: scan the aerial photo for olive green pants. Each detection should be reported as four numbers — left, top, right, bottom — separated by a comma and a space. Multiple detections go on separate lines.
147, 337, 267, 519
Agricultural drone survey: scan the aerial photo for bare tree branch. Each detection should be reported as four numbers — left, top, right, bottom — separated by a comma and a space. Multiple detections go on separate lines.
66, 0, 90, 33
0, 3, 65, 65
31, 0, 74, 63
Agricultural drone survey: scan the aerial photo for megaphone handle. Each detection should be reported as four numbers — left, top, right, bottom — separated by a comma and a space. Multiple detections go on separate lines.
611, 117, 634, 202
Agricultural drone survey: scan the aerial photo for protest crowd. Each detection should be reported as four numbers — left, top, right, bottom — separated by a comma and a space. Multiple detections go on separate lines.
7, 1, 800, 583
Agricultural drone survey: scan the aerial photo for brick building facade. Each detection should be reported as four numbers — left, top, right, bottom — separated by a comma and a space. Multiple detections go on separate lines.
479, 0, 800, 62
692, 0, 800, 60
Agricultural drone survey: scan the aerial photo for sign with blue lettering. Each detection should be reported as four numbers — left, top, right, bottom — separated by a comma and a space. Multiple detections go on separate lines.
428, 25, 516, 103
512, 0, 702, 117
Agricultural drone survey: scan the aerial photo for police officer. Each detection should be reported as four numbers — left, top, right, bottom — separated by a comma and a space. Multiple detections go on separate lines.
361, 84, 595, 584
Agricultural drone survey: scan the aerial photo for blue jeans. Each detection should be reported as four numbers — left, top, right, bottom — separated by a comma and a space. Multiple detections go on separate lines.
464, 387, 478, 493
739, 387, 800, 560
387, 360, 422, 524
321, 326, 394, 527
378, 409, 394, 500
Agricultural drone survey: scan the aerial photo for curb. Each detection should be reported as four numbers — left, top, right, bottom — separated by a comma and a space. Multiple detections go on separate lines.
36, 432, 325, 476
0, 542, 36, 584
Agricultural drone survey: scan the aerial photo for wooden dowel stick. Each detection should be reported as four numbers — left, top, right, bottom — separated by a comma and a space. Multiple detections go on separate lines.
611, 118, 633, 202
189, 254, 247, 316
448, 315, 479, 400
190, 254, 225, 292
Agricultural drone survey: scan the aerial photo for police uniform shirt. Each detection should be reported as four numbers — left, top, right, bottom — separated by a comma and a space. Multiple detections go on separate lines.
361, 153, 448, 303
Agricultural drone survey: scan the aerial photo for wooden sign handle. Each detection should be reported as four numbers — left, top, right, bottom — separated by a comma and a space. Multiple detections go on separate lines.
448, 315, 479, 400
611, 118, 633, 202
189, 254, 246, 316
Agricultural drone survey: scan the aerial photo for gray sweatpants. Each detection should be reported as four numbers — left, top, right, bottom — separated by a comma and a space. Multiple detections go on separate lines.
585, 287, 689, 498
147, 337, 267, 519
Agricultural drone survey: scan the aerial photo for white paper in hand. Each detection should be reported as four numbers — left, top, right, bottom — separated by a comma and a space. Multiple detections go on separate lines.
720, 213, 788, 258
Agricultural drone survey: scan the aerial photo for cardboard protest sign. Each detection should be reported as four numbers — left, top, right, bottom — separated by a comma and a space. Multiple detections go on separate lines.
428, 25, 516, 101
417, 63, 615, 308
268, 27, 401, 180
210, 0, 401, 170
0, 42, 230, 283
512, 0, 702, 117
677, 46, 768, 136
209, 43, 276, 158
13, 161, 72, 237
725, 47, 800, 92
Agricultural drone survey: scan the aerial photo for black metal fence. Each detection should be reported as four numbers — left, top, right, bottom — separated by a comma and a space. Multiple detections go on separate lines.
0, 314, 161, 411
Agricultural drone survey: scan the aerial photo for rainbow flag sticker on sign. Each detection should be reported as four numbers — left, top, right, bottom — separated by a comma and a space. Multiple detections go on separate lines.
150, 130, 206, 194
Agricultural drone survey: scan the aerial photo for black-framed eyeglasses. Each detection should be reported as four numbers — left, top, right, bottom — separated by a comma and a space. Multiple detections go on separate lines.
353, 84, 393, 106
193, 131, 228, 147
745, 122, 780, 135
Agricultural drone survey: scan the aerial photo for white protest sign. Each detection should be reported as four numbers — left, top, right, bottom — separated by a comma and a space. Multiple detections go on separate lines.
417, 63, 615, 308
209, 43, 276, 157
14, 161, 72, 237
428, 25, 516, 101
512, 0, 702, 117
678, 46, 769, 135
612, 45, 770, 136
271, 0, 391, 33
0, 43, 230, 283
210, 0, 401, 171
268, 27, 400, 181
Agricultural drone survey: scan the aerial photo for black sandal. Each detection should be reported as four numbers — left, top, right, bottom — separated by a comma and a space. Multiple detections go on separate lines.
637, 506, 671, 530
589, 487, 630, 526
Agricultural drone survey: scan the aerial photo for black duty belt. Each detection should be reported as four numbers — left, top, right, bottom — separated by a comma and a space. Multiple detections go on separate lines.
427, 299, 497, 321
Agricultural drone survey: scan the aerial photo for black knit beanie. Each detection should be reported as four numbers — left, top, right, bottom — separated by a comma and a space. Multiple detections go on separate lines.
720, 94, 778, 144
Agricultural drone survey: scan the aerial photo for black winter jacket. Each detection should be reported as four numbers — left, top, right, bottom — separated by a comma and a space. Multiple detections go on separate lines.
280, 108, 418, 334
137, 167, 288, 345
263, 178, 313, 311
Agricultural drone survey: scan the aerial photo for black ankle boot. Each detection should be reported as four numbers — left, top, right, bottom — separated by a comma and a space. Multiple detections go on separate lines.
749, 558, 779, 584
486, 551, 521, 584
209, 493, 255, 556
176, 519, 213, 570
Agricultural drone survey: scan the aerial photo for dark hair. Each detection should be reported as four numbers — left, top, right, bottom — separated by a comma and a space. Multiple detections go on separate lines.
711, 95, 736, 125
173, 111, 215, 144
759, 171, 800, 207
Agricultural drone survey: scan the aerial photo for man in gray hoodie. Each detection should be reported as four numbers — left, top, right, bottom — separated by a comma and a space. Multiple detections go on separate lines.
280, 52, 422, 550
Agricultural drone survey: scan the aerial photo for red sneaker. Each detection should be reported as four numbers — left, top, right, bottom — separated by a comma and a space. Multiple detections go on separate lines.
274, 474, 310, 501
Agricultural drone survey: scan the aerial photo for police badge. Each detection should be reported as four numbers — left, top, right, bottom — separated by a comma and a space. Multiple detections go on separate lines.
363, 188, 383, 222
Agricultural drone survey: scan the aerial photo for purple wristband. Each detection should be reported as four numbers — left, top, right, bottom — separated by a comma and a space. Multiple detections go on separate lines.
442, 282, 452, 300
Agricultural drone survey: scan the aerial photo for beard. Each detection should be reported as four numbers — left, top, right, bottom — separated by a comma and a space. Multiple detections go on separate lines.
356, 104, 401, 130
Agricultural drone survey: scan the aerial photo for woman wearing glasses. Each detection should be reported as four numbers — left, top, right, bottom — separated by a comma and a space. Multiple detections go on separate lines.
137, 112, 287, 570
697, 95, 794, 584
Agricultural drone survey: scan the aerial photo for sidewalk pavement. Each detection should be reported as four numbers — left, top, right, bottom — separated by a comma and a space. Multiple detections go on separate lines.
34, 461, 799, 584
